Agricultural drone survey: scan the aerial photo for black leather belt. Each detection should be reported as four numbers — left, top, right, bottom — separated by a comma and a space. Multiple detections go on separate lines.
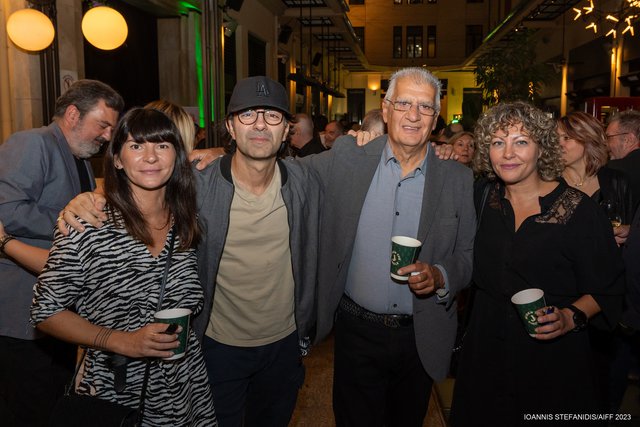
339, 295, 413, 328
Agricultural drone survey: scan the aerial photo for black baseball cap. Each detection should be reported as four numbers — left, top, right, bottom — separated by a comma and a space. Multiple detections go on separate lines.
227, 76, 291, 118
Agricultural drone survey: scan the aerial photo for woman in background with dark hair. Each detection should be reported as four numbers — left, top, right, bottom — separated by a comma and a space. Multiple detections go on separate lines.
30, 108, 216, 426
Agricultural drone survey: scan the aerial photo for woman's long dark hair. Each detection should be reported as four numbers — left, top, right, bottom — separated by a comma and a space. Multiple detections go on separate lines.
103, 107, 199, 250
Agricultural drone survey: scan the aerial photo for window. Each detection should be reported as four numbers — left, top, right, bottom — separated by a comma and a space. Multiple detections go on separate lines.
393, 26, 403, 58
354, 26, 365, 52
393, 0, 402, 4
427, 25, 436, 58
406, 26, 423, 58
465, 25, 483, 57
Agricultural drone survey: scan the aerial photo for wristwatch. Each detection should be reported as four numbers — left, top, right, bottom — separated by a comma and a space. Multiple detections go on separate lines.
567, 305, 588, 332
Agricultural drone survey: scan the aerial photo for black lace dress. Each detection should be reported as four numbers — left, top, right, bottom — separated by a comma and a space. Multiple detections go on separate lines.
450, 180, 624, 426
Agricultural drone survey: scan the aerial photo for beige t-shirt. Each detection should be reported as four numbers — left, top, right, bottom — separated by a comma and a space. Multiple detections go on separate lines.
206, 167, 296, 346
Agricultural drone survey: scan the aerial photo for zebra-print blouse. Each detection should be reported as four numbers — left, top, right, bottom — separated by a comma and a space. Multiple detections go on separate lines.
31, 216, 217, 426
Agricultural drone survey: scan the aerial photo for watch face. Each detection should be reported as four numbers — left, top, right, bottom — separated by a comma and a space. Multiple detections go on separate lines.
571, 306, 587, 330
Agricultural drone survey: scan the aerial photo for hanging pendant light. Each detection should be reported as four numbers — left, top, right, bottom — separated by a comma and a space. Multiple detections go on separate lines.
81, 6, 128, 50
6, 8, 55, 51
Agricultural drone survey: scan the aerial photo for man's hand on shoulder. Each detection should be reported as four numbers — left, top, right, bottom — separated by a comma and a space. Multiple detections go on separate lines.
431, 142, 459, 161
189, 148, 225, 170
347, 129, 383, 147
58, 192, 107, 236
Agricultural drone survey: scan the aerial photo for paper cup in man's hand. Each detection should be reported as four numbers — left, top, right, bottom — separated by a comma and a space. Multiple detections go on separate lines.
390, 236, 422, 281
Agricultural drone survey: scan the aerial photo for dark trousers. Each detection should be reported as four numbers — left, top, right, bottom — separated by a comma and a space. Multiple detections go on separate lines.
202, 331, 304, 427
333, 307, 433, 427
608, 330, 640, 412
0, 335, 75, 427
590, 327, 640, 413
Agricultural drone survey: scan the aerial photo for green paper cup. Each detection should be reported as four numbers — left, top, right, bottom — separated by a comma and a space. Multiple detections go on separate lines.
511, 288, 546, 337
390, 236, 422, 281
154, 308, 191, 360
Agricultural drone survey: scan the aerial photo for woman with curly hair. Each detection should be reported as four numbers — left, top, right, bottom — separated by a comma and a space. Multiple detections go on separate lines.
450, 102, 624, 426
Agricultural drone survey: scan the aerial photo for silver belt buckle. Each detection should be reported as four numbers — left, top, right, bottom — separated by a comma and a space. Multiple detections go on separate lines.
383, 315, 399, 328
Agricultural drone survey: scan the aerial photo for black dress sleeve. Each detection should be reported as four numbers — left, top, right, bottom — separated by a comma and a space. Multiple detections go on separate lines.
565, 194, 625, 330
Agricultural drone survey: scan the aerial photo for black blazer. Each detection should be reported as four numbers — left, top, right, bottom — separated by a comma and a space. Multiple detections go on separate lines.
608, 149, 640, 213
597, 166, 634, 224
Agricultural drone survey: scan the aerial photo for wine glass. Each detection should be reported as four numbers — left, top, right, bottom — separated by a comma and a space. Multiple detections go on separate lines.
601, 200, 622, 228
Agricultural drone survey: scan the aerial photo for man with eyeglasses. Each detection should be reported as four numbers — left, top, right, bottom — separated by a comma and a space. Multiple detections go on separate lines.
192, 76, 321, 427
605, 111, 640, 416
304, 67, 475, 426
59, 76, 320, 427
606, 110, 640, 212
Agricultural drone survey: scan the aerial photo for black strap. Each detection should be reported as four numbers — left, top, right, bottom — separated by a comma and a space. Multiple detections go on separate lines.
154, 231, 176, 313
476, 181, 491, 232
137, 230, 177, 424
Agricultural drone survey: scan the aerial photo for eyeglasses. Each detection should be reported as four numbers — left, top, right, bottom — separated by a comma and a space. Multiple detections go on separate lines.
606, 132, 630, 139
384, 99, 437, 116
236, 109, 284, 126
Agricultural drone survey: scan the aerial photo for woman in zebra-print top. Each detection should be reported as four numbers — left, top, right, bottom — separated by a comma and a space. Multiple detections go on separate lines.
31, 108, 216, 426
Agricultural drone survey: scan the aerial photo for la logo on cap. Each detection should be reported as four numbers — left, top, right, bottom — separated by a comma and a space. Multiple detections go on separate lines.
256, 81, 270, 97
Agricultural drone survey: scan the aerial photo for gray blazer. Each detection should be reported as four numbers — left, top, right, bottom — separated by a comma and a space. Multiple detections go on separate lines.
304, 135, 475, 381
0, 123, 95, 340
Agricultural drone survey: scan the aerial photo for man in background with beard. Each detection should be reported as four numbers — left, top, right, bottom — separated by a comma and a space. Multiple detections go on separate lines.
0, 79, 122, 426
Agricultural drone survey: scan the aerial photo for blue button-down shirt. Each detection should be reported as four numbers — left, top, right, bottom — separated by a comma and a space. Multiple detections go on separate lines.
345, 142, 448, 314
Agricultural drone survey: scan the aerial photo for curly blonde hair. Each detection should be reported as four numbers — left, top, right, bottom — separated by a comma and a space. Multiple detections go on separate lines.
473, 101, 564, 181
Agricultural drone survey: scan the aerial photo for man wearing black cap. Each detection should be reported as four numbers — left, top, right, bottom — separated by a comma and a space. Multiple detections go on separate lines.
58, 76, 321, 427
191, 76, 320, 427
